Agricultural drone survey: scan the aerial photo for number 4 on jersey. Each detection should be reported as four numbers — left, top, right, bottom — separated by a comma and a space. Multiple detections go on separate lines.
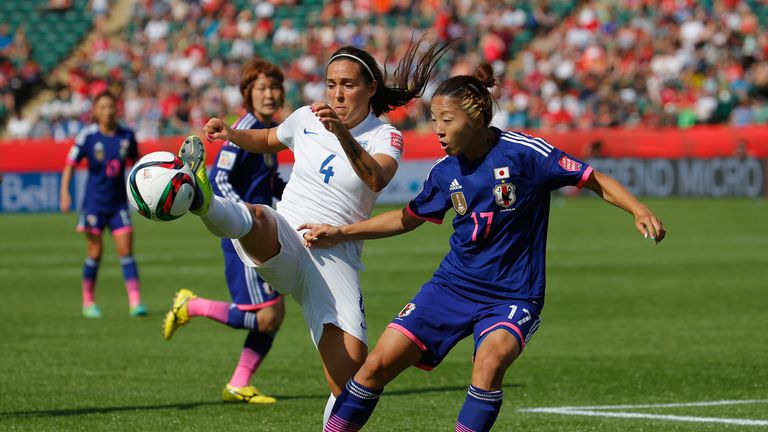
320, 154, 336, 184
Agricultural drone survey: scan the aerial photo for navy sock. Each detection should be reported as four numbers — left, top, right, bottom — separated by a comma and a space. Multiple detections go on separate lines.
455, 385, 503, 432
119, 255, 139, 280
83, 257, 100, 280
226, 305, 258, 330
243, 330, 275, 358
324, 379, 382, 432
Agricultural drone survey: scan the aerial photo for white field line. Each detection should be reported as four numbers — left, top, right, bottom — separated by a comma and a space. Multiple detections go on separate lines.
531, 399, 768, 410
520, 399, 768, 427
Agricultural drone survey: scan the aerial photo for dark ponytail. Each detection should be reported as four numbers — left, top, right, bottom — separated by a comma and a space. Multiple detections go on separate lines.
433, 63, 497, 127
328, 37, 456, 117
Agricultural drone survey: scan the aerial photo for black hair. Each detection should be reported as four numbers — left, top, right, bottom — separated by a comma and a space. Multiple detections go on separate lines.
93, 90, 116, 104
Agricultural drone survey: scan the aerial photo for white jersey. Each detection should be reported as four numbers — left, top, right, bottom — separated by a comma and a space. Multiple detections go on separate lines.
275, 106, 404, 267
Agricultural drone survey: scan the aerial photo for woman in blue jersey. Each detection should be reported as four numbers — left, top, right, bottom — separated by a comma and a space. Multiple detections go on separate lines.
60, 91, 146, 319
299, 64, 666, 432
161, 58, 287, 404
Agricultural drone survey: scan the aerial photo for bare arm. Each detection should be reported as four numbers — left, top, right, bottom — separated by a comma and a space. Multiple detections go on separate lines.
203, 117, 287, 154
60, 164, 74, 213
583, 170, 666, 243
311, 102, 398, 192
297, 208, 425, 248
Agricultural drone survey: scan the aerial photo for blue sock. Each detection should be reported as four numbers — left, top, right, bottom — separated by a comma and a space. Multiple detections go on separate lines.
83, 257, 100, 280
455, 385, 503, 432
119, 255, 139, 280
324, 379, 382, 432
243, 330, 275, 358
226, 305, 259, 330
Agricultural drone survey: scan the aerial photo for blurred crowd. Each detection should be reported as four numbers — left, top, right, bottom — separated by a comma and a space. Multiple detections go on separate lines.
0, 24, 43, 135
3, 0, 768, 140
496, 0, 768, 131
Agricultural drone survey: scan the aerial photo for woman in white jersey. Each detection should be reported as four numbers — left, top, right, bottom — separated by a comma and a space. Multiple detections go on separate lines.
164, 39, 453, 416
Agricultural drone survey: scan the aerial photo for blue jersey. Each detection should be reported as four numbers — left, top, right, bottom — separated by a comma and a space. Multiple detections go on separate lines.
209, 113, 286, 252
407, 128, 593, 304
66, 123, 139, 212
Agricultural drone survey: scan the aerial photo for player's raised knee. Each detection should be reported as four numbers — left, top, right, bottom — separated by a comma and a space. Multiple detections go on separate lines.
246, 204, 270, 229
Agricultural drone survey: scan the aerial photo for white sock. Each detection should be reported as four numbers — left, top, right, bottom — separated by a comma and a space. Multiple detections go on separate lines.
323, 393, 336, 427
199, 195, 253, 238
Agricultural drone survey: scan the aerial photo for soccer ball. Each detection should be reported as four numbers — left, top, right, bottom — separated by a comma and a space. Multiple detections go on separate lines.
127, 151, 196, 221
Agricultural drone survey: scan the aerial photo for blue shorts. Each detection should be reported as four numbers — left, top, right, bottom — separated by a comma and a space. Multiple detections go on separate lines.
223, 248, 281, 310
77, 206, 133, 236
388, 280, 542, 371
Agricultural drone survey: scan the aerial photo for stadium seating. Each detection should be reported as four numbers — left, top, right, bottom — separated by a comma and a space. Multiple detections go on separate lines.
5, 0, 768, 139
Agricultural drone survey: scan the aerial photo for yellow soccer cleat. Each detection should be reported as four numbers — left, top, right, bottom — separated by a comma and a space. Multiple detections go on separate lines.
162, 289, 197, 341
178, 135, 212, 216
222, 384, 277, 405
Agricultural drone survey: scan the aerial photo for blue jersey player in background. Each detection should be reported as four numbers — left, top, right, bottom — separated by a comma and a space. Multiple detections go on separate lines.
161, 58, 287, 405
60, 91, 146, 319
300, 64, 666, 432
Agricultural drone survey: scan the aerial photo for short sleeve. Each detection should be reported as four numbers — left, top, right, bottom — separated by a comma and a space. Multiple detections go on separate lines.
406, 162, 450, 224
536, 148, 593, 190
276, 106, 312, 150
369, 125, 403, 163
66, 128, 88, 166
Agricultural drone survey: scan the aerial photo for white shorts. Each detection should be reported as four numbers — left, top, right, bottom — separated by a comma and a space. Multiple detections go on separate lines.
232, 205, 367, 347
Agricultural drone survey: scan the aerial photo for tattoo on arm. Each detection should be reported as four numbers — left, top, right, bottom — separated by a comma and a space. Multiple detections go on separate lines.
342, 136, 376, 179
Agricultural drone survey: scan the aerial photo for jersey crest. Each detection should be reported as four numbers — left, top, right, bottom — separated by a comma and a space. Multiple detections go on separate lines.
493, 183, 516, 208
451, 191, 468, 215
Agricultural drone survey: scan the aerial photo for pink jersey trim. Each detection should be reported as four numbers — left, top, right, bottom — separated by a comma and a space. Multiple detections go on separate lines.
111, 227, 133, 236
405, 204, 443, 225
77, 226, 102, 235
235, 296, 283, 311
479, 322, 525, 351
414, 363, 435, 371
387, 323, 427, 351
65, 159, 77, 166
577, 166, 594, 189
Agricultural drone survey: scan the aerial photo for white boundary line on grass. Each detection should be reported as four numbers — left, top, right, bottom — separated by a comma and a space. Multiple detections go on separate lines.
520, 399, 768, 427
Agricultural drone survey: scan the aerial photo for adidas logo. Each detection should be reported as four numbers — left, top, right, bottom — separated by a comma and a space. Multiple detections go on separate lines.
449, 179, 462, 191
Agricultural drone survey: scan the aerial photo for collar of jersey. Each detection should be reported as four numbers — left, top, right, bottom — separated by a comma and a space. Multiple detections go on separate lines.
347, 110, 377, 137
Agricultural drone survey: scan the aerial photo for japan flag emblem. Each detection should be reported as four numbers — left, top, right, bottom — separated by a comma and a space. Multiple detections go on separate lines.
494, 167, 510, 180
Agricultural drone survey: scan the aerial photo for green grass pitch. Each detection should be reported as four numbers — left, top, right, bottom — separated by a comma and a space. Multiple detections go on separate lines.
1, 197, 766, 431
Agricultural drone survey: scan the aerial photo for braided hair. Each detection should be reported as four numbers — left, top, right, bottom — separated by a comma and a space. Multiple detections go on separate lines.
432, 63, 497, 127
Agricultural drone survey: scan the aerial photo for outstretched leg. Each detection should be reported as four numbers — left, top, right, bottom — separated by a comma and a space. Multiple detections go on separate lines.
180, 135, 280, 263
